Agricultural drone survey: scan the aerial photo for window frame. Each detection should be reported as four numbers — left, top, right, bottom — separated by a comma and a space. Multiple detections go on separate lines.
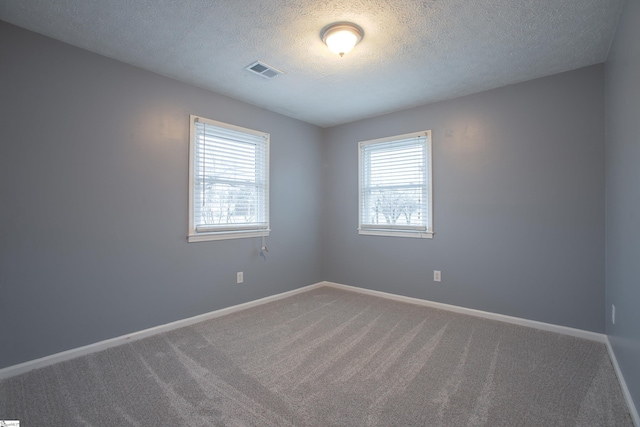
188, 115, 270, 242
358, 130, 433, 239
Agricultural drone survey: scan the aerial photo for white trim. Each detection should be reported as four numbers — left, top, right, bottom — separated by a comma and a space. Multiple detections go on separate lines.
427, 131, 433, 232
321, 281, 607, 343
194, 116, 269, 139
188, 114, 196, 238
187, 114, 270, 242
328, 280, 635, 421
358, 130, 429, 147
358, 229, 433, 239
188, 229, 270, 242
606, 337, 640, 426
0, 282, 325, 381
3, 281, 634, 423
1, 278, 629, 419
358, 130, 433, 239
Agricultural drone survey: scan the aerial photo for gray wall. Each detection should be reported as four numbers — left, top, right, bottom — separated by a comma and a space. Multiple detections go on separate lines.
323, 65, 606, 333
0, 22, 324, 369
0, 18, 617, 374
605, 0, 640, 413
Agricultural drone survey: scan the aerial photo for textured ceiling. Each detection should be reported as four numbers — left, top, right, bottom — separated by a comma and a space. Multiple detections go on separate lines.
0, 0, 624, 127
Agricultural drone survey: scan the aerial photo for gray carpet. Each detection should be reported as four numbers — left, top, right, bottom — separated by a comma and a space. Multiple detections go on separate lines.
0, 287, 633, 426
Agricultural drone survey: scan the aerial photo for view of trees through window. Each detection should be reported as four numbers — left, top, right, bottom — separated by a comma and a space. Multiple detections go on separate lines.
360, 136, 429, 231
192, 120, 268, 233
197, 183, 261, 226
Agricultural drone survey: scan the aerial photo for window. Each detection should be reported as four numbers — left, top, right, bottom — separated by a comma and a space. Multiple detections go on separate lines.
188, 115, 269, 242
358, 130, 433, 238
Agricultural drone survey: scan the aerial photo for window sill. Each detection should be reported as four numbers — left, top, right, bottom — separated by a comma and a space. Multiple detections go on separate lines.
188, 229, 270, 243
358, 229, 433, 239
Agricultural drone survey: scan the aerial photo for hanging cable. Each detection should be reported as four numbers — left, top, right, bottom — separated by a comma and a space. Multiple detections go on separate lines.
260, 234, 269, 258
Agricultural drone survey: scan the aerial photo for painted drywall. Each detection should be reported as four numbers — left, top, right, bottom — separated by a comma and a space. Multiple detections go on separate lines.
605, 0, 640, 413
0, 22, 324, 369
0, 18, 613, 372
322, 65, 606, 333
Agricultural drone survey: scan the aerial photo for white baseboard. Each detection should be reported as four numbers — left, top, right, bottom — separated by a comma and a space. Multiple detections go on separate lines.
606, 337, 640, 426
2, 280, 635, 423
320, 282, 640, 422
0, 280, 621, 389
0, 282, 325, 381
321, 281, 607, 343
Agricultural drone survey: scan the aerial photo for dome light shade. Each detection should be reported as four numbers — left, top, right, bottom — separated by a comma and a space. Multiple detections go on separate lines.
321, 23, 363, 57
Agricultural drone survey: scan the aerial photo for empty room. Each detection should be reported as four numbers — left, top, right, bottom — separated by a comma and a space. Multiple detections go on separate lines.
1, 0, 639, 425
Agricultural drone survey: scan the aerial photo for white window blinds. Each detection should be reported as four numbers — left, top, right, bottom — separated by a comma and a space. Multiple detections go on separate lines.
189, 116, 269, 242
359, 131, 433, 238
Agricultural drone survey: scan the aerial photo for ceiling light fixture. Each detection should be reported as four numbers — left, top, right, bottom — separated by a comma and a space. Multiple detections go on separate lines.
321, 22, 363, 57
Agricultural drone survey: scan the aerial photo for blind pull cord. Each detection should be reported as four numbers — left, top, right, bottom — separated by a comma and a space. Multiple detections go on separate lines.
260, 234, 269, 259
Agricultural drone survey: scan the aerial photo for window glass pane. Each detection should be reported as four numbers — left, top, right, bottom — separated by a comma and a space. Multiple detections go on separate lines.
189, 116, 269, 241
359, 132, 432, 237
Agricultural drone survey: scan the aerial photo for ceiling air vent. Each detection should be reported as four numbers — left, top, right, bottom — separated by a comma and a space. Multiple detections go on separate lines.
245, 61, 284, 79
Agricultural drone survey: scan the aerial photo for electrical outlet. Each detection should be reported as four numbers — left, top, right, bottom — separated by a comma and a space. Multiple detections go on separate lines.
237, 272, 243, 284
612, 304, 616, 325
434, 270, 441, 282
